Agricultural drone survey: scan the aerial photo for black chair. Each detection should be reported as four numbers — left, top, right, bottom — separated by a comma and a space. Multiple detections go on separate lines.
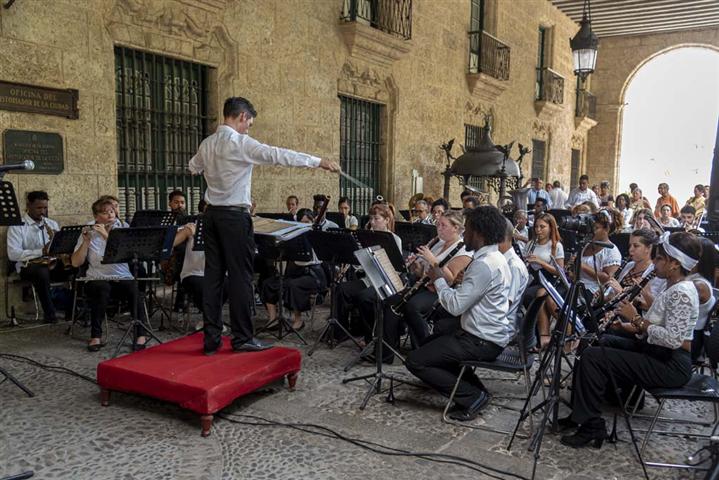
442, 301, 537, 435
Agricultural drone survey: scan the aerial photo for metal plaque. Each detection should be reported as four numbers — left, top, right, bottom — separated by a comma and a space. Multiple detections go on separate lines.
0, 80, 79, 119
2, 130, 64, 174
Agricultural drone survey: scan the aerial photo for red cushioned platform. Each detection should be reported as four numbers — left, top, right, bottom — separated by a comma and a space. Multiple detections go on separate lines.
97, 333, 301, 415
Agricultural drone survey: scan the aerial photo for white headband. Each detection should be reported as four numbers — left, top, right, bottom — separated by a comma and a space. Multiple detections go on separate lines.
658, 232, 698, 271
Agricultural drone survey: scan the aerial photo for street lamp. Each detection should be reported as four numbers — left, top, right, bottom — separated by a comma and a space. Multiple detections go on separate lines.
570, 0, 598, 79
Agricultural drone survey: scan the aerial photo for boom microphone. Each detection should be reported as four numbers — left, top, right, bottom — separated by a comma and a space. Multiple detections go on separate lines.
0, 160, 35, 173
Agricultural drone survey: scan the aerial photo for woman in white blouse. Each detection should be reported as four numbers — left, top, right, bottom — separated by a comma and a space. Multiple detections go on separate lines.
560, 231, 701, 449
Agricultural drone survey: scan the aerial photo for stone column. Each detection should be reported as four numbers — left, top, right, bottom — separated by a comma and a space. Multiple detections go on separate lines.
586, 102, 624, 190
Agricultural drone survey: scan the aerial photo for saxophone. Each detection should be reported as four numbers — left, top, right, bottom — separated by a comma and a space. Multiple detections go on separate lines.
27, 221, 58, 268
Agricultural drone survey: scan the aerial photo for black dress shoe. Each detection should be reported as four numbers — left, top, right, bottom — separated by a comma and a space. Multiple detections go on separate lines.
232, 338, 273, 352
448, 390, 491, 422
556, 415, 578, 432
560, 418, 607, 449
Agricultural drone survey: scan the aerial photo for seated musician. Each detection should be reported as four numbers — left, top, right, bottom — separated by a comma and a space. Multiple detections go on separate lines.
600, 229, 665, 326
338, 196, 359, 230
286, 195, 299, 221
172, 199, 229, 319
261, 208, 327, 331
168, 190, 187, 215
540, 209, 622, 349
312, 194, 339, 230
522, 213, 565, 349
512, 209, 530, 252
336, 203, 402, 343
431, 198, 449, 222
687, 236, 717, 362
498, 218, 530, 340
382, 210, 472, 362
412, 200, 433, 225
679, 205, 698, 231
462, 195, 479, 210
560, 232, 701, 448
6, 191, 69, 323
71, 197, 147, 352
97, 194, 129, 227
406, 206, 511, 422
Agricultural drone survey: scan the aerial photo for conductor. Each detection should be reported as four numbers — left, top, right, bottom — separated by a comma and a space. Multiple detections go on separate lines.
189, 97, 340, 355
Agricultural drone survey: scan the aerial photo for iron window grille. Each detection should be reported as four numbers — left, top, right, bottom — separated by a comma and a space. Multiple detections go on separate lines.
115, 46, 210, 221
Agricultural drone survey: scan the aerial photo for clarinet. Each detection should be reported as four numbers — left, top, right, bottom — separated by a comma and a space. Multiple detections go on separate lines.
594, 271, 657, 331
591, 257, 631, 308
391, 241, 464, 316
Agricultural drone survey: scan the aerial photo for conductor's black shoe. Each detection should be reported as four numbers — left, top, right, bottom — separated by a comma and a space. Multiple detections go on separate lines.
448, 391, 491, 422
233, 338, 273, 352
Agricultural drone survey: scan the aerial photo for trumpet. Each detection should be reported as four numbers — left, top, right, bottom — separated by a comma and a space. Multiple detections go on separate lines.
391, 241, 464, 316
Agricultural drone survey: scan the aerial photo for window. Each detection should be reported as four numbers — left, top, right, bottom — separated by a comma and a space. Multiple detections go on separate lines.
339, 95, 382, 216
470, 0, 484, 31
531, 139, 546, 180
535, 27, 548, 100
571, 148, 581, 188
114, 47, 210, 220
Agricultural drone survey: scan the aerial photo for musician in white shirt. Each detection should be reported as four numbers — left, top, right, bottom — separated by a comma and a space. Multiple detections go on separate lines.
498, 218, 529, 340
71, 198, 147, 352
6, 191, 64, 323
407, 206, 511, 422
188, 97, 338, 355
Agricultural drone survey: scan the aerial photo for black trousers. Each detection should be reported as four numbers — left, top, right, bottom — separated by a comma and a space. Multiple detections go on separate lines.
202, 207, 255, 350
336, 279, 378, 341
261, 263, 326, 312
182, 275, 229, 313
383, 288, 437, 360
19, 263, 69, 321
571, 334, 692, 425
406, 318, 503, 409
84, 280, 147, 339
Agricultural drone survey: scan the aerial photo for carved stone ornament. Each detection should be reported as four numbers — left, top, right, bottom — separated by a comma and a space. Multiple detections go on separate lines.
574, 116, 597, 136
107, 0, 238, 85
466, 72, 507, 103
338, 21, 412, 68
531, 120, 551, 141
337, 61, 390, 103
571, 133, 584, 150
534, 99, 564, 122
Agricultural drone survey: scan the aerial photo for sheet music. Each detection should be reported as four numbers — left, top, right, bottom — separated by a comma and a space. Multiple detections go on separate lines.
373, 249, 405, 294
252, 216, 311, 240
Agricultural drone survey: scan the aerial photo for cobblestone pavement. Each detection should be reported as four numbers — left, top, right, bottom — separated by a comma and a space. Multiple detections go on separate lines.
0, 302, 714, 480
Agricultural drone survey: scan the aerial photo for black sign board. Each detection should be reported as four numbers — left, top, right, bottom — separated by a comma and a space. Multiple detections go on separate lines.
2, 130, 64, 174
0, 80, 79, 119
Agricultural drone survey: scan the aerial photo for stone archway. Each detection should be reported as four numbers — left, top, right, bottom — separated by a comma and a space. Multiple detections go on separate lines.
584, 28, 719, 191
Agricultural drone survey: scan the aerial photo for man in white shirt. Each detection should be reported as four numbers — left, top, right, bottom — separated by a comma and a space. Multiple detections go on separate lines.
566, 174, 599, 209
412, 199, 433, 225
188, 96, 339, 355
406, 206, 511, 422
312, 194, 339, 230
548, 180, 568, 209
286, 195, 299, 221
6, 191, 66, 323
498, 219, 529, 339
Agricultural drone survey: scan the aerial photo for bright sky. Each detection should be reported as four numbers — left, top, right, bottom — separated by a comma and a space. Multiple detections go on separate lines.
618, 47, 719, 205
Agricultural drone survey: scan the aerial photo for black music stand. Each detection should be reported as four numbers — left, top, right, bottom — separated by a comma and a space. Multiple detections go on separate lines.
255, 232, 313, 344
102, 227, 171, 357
48, 225, 83, 257
130, 209, 177, 227
307, 229, 364, 355
394, 222, 436, 255
0, 179, 34, 398
192, 216, 205, 251
341, 246, 410, 410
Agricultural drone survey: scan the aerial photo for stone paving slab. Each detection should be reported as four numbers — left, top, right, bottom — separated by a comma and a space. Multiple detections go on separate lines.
0, 307, 714, 479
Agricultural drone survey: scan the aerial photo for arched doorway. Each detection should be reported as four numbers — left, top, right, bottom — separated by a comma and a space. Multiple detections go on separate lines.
617, 47, 719, 205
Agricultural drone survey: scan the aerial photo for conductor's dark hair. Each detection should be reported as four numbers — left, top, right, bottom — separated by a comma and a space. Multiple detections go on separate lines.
168, 190, 186, 202
223, 97, 257, 119
432, 198, 449, 210
27, 191, 49, 203
466, 206, 506, 245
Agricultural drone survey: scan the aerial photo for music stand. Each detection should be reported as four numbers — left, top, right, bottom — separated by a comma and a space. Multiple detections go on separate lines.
130, 209, 177, 227
353, 230, 405, 273
342, 246, 409, 410
255, 232, 313, 344
192, 216, 205, 251
0, 179, 34, 398
394, 222, 437, 255
306, 229, 364, 355
102, 227, 171, 356
48, 225, 83, 256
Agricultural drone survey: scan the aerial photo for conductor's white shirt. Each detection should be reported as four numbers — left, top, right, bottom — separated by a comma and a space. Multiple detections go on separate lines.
188, 125, 321, 207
